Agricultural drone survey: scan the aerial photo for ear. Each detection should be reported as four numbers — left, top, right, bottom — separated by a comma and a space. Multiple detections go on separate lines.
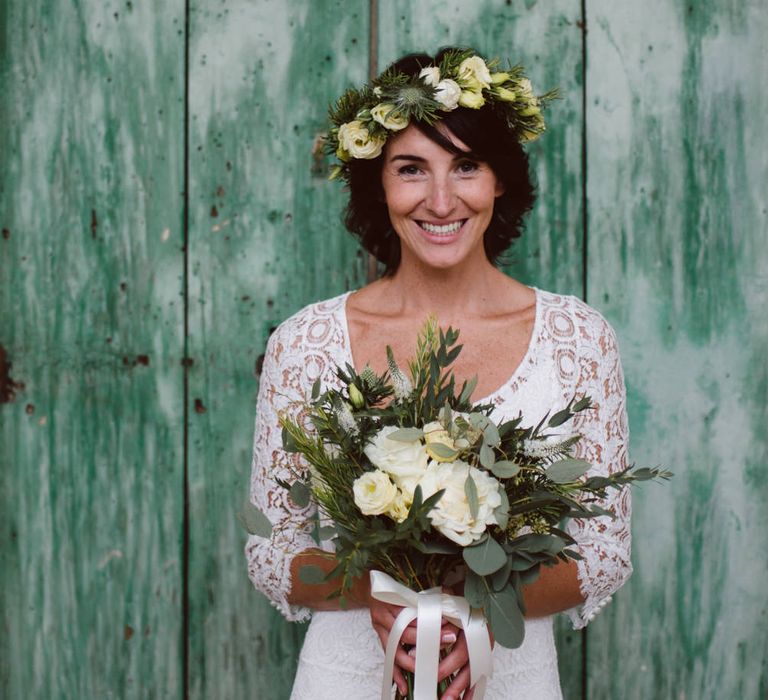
494, 178, 505, 198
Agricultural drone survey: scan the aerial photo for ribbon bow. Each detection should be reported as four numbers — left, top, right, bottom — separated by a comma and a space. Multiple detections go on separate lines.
370, 570, 493, 700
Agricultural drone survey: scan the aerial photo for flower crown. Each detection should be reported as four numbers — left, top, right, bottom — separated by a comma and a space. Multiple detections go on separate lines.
325, 49, 558, 182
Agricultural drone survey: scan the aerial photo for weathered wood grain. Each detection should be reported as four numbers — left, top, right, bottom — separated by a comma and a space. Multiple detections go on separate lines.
0, 0, 185, 697
585, 1, 768, 698
378, 1, 587, 695
185, 1, 369, 697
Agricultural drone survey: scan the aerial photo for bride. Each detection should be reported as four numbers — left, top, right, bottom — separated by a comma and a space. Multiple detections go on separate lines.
246, 48, 632, 699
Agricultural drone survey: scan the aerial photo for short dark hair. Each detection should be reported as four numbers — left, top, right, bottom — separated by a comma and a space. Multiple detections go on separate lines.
343, 48, 538, 276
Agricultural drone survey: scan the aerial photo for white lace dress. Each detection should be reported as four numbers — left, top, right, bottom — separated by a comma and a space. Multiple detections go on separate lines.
245, 287, 632, 699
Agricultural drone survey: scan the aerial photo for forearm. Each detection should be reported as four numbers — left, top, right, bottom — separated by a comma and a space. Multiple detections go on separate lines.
286, 548, 372, 610
522, 558, 584, 618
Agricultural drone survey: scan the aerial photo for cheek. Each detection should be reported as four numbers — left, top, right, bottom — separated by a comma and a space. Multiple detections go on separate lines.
384, 184, 418, 217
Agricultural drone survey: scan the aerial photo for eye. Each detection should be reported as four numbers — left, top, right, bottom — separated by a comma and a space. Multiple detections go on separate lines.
456, 159, 480, 174
397, 163, 421, 176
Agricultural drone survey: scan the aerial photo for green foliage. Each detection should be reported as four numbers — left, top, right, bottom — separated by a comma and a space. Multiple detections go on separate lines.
236, 500, 272, 538
463, 536, 507, 576
486, 586, 525, 649
259, 317, 672, 649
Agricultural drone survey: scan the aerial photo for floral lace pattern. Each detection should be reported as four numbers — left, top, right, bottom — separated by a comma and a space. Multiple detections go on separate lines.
245, 288, 632, 696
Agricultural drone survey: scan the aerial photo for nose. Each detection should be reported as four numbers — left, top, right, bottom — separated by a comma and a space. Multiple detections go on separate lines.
425, 174, 456, 218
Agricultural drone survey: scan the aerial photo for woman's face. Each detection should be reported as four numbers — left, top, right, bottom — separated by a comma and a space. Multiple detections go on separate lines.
380, 123, 503, 271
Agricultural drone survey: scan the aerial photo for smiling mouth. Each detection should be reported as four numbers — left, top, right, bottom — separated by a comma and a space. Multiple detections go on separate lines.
417, 220, 466, 235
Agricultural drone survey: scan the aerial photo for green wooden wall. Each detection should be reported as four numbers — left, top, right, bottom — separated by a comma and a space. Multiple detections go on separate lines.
1, 1, 765, 698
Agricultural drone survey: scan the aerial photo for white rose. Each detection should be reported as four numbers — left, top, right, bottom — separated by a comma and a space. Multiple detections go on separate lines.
433, 79, 461, 110
337, 120, 385, 159
386, 489, 412, 522
418, 460, 502, 546
458, 56, 492, 90
364, 425, 429, 484
370, 103, 409, 131
419, 66, 441, 87
423, 420, 457, 462
353, 470, 398, 515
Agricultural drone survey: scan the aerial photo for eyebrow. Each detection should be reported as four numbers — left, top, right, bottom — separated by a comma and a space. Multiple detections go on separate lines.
389, 153, 474, 162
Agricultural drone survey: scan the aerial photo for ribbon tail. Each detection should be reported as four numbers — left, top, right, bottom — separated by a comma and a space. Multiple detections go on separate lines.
381, 607, 418, 700
413, 592, 443, 699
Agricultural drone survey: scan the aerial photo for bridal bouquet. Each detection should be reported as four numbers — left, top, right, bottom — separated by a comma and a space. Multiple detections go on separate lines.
243, 319, 670, 699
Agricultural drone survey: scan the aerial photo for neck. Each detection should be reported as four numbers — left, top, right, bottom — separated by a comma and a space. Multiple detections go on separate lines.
383, 248, 509, 319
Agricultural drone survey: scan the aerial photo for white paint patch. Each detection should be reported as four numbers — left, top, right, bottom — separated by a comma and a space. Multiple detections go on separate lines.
97, 549, 124, 570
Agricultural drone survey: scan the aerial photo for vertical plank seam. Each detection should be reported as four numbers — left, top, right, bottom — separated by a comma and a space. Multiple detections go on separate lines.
580, 1, 589, 699
366, 0, 379, 284
581, 0, 589, 306
182, 0, 191, 696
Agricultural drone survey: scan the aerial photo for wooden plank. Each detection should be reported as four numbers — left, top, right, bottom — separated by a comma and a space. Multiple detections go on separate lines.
585, 1, 768, 698
377, 2, 587, 696
0, 0, 185, 697
185, 1, 370, 697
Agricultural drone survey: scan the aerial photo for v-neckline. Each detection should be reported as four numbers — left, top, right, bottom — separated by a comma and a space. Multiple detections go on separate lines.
337, 286, 542, 405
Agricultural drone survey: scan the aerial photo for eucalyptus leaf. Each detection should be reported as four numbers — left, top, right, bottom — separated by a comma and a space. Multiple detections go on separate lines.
494, 488, 509, 530
486, 586, 525, 649
463, 570, 489, 608
412, 539, 458, 555
281, 425, 299, 453
482, 423, 500, 447
317, 525, 337, 541
469, 413, 490, 430
428, 442, 459, 460
290, 481, 311, 507
490, 555, 513, 592
236, 501, 273, 537
519, 564, 541, 586
546, 458, 592, 483
463, 536, 507, 576
298, 564, 327, 585
464, 474, 479, 520
479, 442, 495, 469
388, 427, 424, 442
491, 460, 520, 479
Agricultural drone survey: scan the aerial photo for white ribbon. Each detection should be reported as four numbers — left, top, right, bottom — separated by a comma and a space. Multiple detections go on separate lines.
370, 570, 493, 700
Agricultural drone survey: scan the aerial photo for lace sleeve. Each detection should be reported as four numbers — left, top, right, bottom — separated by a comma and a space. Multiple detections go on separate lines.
244, 322, 316, 623
565, 308, 633, 629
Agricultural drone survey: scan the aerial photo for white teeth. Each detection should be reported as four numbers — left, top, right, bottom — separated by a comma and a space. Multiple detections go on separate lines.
420, 220, 463, 235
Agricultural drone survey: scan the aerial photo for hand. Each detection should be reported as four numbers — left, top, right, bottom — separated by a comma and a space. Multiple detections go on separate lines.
437, 625, 494, 700
369, 597, 461, 697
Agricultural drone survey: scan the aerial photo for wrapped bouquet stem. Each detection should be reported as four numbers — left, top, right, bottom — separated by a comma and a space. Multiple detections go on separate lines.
370, 570, 492, 700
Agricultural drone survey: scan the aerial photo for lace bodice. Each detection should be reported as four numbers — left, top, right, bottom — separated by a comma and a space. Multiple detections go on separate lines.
245, 287, 632, 697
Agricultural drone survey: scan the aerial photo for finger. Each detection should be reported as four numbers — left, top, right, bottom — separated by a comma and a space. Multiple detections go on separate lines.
395, 645, 416, 674
439, 662, 471, 700
392, 665, 408, 697
437, 633, 469, 682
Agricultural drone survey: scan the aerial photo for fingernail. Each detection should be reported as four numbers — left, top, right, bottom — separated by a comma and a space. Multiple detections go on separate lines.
441, 632, 457, 644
